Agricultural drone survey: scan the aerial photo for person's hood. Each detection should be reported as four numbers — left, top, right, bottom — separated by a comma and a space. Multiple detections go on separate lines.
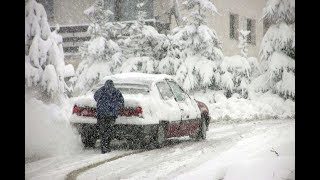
104, 80, 115, 90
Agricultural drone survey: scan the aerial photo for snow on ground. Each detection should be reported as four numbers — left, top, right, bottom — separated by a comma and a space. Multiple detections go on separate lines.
193, 90, 295, 121
26, 119, 294, 180
25, 149, 135, 180
77, 119, 294, 180
176, 120, 294, 180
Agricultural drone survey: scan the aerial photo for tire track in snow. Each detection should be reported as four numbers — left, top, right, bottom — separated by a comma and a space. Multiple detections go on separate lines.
65, 150, 145, 180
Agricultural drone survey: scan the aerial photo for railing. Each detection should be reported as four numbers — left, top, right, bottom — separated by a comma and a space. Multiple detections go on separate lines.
50, 24, 90, 54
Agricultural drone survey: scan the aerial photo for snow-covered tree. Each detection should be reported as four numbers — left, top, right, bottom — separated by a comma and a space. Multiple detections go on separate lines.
73, 0, 124, 96
118, 0, 169, 74
256, 0, 295, 99
159, 0, 223, 92
25, 0, 70, 103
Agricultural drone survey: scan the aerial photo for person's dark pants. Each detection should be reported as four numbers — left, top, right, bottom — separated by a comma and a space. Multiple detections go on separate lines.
97, 115, 116, 153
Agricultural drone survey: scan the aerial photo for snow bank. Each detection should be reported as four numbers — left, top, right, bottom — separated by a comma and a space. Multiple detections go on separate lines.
25, 96, 82, 161
193, 90, 294, 121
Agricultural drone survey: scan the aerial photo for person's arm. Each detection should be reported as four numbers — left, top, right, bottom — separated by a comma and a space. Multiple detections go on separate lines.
117, 90, 125, 108
94, 87, 103, 102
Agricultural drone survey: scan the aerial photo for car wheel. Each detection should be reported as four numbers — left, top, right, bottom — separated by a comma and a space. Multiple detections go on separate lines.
196, 119, 207, 140
203, 113, 210, 131
154, 124, 166, 148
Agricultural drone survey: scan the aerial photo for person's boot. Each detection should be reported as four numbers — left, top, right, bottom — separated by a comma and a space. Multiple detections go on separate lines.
101, 146, 111, 154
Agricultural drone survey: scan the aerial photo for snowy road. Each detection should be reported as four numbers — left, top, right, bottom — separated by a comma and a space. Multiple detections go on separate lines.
25, 119, 295, 180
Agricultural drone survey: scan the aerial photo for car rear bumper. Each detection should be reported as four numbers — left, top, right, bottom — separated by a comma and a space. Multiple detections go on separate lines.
69, 114, 158, 125
71, 122, 158, 141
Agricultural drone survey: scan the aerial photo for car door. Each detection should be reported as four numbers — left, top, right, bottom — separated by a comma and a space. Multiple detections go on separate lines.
155, 81, 182, 138
166, 80, 201, 136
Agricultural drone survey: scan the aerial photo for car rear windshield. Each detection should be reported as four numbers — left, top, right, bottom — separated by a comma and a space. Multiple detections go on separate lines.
91, 83, 150, 95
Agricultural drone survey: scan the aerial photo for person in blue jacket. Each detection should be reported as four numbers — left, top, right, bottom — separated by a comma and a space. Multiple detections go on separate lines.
94, 80, 124, 153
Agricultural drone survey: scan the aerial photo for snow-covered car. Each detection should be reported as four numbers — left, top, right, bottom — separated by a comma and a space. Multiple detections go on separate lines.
70, 73, 210, 148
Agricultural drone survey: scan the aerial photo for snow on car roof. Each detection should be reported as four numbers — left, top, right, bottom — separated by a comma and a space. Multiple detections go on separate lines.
101, 72, 174, 85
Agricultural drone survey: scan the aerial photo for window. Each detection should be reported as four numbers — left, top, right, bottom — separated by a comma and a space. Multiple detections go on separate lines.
156, 81, 174, 100
247, 18, 256, 45
230, 13, 239, 40
105, 0, 154, 21
167, 81, 187, 102
37, 0, 54, 22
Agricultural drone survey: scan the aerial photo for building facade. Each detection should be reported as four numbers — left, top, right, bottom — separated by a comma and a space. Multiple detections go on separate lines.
38, 0, 268, 67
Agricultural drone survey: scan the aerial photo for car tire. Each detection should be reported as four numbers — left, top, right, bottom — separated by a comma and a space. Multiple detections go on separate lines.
196, 119, 207, 140
203, 113, 210, 131
154, 124, 166, 148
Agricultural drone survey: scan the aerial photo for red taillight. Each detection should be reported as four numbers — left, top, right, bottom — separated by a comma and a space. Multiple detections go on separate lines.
136, 106, 143, 114
120, 106, 143, 117
72, 105, 96, 117
72, 105, 80, 114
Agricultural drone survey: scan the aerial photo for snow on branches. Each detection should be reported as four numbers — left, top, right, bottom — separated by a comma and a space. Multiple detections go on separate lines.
257, 0, 295, 100
73, 0, 123, 96
159, 0, 222, 92
263, 0, 295, 24
220, 55, 251, 98
182, 0, 219, 26
160, 24, 223, 92
25, 0, 69, 103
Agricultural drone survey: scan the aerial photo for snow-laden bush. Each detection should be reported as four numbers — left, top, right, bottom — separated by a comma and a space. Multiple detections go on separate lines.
219, 30, 262, 98
175, 55, 220, 91
256, 0, 295, 100
247, 56, 261, 79
160, 0, 223, 92
73, 0, 124, 96
119, 24, 169, 61
25, 0, 70, 103
120, 56, 158, 74
220, 55, 251, 97
269, 51, 295, 98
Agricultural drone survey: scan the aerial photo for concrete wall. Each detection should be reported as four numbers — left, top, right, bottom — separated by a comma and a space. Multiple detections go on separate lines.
173, 0, 266, 57
49, 0, 95, 25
